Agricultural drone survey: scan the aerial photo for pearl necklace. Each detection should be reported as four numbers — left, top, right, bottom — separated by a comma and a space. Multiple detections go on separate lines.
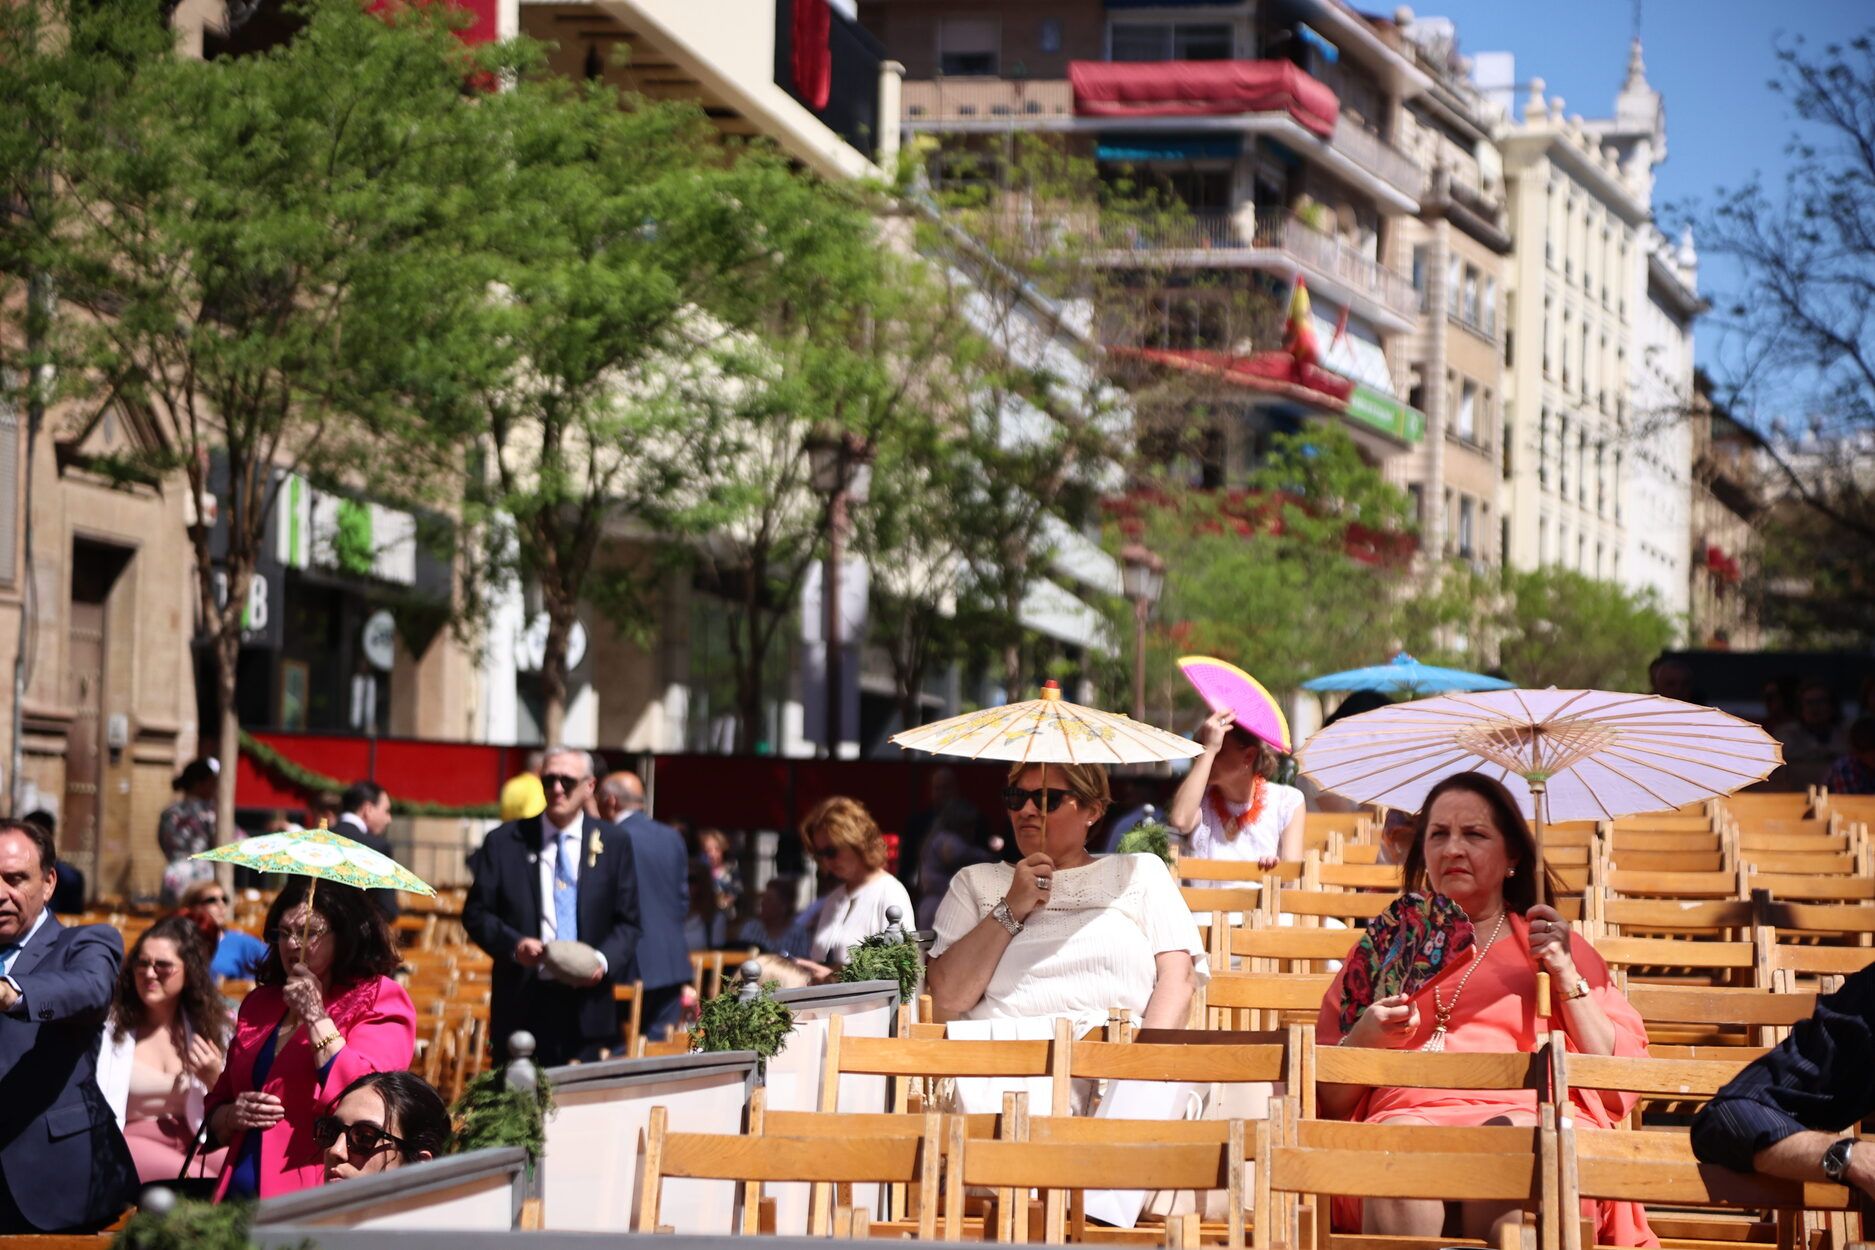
1420, 910, 1507, 1053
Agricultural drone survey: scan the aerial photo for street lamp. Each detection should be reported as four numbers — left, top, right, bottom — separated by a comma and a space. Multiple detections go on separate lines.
1120, 542, 1165, 723
805, 428, 874, 757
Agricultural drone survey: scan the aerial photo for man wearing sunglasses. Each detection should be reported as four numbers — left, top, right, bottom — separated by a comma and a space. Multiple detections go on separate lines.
465, 746, 642, 1066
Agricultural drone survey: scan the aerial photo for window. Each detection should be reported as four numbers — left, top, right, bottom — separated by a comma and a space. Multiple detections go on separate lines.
1595, 444, 1606, 514
1461, 267, 1480, 326
1542, 297, 1553, 375
1539, 517, 1550, 564
1411, 245, 1428, 293
1483, 277, 1497, 335
1558, 415, 1570, 497
939, 17, 1000, 75
1039, 18, 1062, 54
1109, 21, 1232, 62
1538, 409, 1549, 486
1456, 380, 1477, 441
1407, 483, 1425, 526
1446, 255, 1461, 313
1458, 496, 1476, 559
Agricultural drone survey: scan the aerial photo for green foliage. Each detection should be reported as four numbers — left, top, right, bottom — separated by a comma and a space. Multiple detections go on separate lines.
1116, 820, 1175, 866
1486, 566, 1677, 691
452, 1062, 556, 1160
839, 932, 920, 1003
692, 980, 796, 1059
112, 1200, 273, 1250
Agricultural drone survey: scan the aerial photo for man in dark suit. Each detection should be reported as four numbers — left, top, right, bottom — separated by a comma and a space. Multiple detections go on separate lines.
597, 770, 691, 1039
465, 746, 641, 1067
337, 780, 400, 922
0, 817, 135, 1233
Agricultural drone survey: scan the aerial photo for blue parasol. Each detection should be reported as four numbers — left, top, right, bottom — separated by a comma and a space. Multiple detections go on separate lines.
1300, 651, 1513, 698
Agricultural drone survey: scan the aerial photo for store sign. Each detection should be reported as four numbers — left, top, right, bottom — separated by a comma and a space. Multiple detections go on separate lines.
275, 472, 418, 586
1345, 383, 1426, 445
514, 614, 587, 674
361, 609, 398, 672
211, 568, 277, 648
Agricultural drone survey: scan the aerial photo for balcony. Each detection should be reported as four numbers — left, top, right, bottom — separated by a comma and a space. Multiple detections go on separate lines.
1099, 208, 1423, 327
1325, 118, 1423, 202
901, 78, 1076, 129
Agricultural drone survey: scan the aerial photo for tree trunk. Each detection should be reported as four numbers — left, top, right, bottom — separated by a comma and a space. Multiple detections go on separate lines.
540, 605, 572, 747
213, 605, 242, 893
735, 648, 764, 754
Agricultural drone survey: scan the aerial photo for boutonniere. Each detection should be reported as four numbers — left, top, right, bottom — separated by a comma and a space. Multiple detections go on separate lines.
587, 828, 604, 869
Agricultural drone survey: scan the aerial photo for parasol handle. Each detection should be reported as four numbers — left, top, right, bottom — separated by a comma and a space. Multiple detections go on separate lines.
301, 876, 319, 969
1529, 778, 1551, 1019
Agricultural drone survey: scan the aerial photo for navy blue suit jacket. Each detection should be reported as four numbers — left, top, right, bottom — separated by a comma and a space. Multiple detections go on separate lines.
0, 917, 135, 1231
463, 813, 640, 1061
619, 812, 691, 992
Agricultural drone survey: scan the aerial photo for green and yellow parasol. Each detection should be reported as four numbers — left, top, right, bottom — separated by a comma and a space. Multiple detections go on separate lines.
193, 823, 435, 946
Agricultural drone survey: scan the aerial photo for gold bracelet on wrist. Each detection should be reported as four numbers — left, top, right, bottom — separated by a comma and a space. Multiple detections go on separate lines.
1559, 977, 1592, 1003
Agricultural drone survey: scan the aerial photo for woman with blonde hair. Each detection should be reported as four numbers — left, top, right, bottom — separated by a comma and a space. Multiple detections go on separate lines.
925, 760, 1203, 1035
797, 797, 915, 979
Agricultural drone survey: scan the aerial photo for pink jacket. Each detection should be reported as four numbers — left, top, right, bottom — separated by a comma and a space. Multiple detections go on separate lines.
206, 976, 417, 1201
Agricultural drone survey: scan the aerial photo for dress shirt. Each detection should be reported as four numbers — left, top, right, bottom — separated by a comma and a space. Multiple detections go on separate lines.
536, 814, 606, 974
0, 907, 50, 1013
1691, 963, 1875, 1172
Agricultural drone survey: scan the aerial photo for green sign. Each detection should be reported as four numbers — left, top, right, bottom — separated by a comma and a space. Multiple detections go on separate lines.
1344, 383, 1426, 445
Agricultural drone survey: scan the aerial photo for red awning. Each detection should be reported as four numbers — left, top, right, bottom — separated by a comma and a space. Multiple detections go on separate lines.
1070, 60, 1339, 137
1115, 346, 1355, 407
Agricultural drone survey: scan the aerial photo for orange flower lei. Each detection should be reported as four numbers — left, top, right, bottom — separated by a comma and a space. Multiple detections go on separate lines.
1208, 775, 1267, 840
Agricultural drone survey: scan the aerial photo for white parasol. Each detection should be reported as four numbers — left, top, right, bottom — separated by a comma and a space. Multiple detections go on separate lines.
889, 680, 1202, 766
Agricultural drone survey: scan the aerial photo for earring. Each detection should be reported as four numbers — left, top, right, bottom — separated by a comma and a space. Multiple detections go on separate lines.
1508, 867, 1517, 877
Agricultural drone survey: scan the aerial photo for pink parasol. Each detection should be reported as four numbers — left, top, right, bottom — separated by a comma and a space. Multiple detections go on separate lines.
1176, 656, 1292, 753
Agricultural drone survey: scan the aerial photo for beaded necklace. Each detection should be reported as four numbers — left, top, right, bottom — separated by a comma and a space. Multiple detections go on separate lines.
1420, 910, 1508, 1053
1207, 776, 1268, 841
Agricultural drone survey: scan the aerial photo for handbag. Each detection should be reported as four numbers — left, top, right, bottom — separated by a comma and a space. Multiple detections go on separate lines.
170, 1115, 222, 1202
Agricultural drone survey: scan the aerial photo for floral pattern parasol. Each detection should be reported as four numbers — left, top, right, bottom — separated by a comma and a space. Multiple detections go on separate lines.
192, 826, 436, 897
1337, 891, 1473, 1036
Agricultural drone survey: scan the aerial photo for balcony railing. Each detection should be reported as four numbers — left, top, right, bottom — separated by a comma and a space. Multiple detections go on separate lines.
1098, 209, 1422, 321
901, 79, 1075, 126
1327, 119, 1424, 200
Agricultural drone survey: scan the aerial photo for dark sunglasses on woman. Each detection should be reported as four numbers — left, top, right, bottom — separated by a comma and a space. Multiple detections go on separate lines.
1001, 786, 1075, 812
312, 1116, 407, 1159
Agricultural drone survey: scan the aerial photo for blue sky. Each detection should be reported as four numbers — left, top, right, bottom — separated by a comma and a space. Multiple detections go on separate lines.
1415, 0, 1872, 370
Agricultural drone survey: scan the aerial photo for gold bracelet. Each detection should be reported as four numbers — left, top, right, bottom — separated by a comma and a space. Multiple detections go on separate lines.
1560, 977, 1592, 1002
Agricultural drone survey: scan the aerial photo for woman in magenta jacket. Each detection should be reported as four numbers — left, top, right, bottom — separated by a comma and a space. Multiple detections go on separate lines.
204, 879, 415, 1201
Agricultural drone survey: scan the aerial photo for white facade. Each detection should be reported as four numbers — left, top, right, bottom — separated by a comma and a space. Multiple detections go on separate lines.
1492, 46, 1665, 583
1623, 229, 1702, 624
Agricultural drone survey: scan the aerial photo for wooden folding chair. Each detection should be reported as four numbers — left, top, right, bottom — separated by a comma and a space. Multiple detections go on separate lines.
1720, 793, 1815, 824
1593, 898, 1755, 942
946, 1117, 1243, 1246
1260, 882, 1395, 929
819, 1012, 1064, 1115
1750, 873, 1875, 904
1255, 1104, 1557, 1250
1603, 868, 1745, 903
1623, 982, 1817, 1050
1206, 972, 1335, 1033
1022, 1114, 1250, 1248
636, 1105, 941, 1238
613, 979, 644, 1054
1559, 1116, 1852, 1250
1309, 1040, 1551, 1126
1594, 934, 1756, 988
1228, 926, 1358, 975
1301, 853, 1403, 894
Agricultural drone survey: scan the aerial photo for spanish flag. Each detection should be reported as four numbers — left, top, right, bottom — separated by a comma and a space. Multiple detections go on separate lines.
1283, 275, 1320, 366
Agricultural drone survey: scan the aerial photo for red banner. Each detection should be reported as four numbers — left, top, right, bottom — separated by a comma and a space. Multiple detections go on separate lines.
1070, 59, 1338, 137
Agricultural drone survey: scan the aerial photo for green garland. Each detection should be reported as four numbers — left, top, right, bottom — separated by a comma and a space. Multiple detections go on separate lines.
839, 931, 920, 1003
1116, 820, 1175, 866
452, 1061, 556, 1159
239, 730, 499, 819
691, 979, 796, 1059
112, 1199, 295, 1250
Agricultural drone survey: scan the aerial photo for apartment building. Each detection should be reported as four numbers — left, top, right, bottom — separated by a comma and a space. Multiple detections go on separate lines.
1495, 45, 1664, 580
1391, 15, 1509, 566
1626, 224, 1703, 623
861, 0, 1433, 481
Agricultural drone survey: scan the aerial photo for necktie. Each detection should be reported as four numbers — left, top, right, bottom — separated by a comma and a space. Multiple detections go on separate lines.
0, 944, 16, 976
554, 829, 580, 946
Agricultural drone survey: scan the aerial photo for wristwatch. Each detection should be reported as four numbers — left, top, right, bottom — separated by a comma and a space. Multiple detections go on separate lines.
991, 899, 1024, 936
1822, 1138, 1856, 1184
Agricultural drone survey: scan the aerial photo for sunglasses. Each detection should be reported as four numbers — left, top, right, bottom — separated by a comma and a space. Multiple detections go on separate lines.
197, 894, 228, 906
134, 959, 181, 978
313, 1116, 407, 1159
812, 844, 844, 862
1002, 786, 1076, 812
540, 773, 587, 794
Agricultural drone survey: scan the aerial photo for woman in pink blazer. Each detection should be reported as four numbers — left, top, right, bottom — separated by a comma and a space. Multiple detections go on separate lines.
204, 879, 415, 1201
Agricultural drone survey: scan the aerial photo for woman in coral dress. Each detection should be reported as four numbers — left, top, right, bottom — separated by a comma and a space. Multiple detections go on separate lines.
1315, 772, 1657, 1248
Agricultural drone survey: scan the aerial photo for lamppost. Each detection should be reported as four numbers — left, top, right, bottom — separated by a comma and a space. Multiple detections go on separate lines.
1120, 543, 1164, 724
806, 429, 874, 758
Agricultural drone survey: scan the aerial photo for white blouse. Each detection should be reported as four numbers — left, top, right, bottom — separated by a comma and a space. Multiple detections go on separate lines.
931, 854, 1208, 1035
1185, 782, 1305, 863
809, 870, 915, 967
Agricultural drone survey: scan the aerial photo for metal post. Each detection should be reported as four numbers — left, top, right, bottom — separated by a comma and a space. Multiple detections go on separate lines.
10, 268, 46, 817
824, 468, 846, 759
1132, 596, 1149, 723
736, 958, 763, 1002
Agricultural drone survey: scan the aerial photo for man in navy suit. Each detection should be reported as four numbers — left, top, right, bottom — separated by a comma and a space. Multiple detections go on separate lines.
597, 770, 691, 1039
0, 817, 135, 1233
464, 746, 641, 1067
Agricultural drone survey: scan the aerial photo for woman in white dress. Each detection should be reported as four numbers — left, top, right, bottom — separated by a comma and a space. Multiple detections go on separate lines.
925, 761, 1203, 1036
1167, 709, 1305, 868
798, 796, 914, 980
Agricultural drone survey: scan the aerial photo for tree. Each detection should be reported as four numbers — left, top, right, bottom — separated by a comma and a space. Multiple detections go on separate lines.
1481, 567, 1676, 692
446, 74, 798, 744
1103, 426, 1417, 716
1700, 32, 1875, 641
17, 0, 497, 844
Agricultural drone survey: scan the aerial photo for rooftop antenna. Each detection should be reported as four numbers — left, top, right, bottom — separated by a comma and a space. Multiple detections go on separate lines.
1632, 0, 1643, 42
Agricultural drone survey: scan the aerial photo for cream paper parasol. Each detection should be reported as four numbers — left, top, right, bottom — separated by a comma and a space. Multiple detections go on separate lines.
889, 680, 1202, 766
1297, 687, 1782, 1013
